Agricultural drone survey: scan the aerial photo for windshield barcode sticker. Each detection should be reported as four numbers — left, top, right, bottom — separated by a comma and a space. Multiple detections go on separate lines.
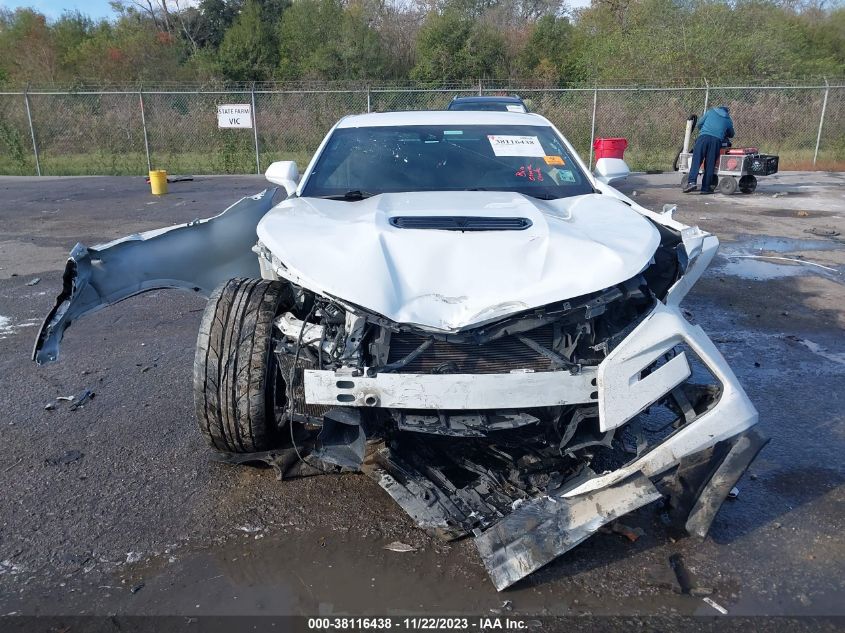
487, 135, 545, 157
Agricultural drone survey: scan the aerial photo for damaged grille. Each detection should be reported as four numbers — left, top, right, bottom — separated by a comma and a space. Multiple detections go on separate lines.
275, 352, 332, 421
387, 325, 556, 374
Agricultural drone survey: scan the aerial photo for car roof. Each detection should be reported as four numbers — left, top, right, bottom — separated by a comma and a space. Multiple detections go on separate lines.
336, 110, 548, 128
450, 96, 524, 103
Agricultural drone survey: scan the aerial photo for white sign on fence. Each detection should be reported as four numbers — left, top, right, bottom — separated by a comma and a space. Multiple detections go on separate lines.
217, 104, 252, 128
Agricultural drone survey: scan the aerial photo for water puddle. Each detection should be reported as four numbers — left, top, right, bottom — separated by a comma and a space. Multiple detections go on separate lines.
715, 234, 843, 281
799, 339, 845, 367
725, 236, 839, 254
97, 528, 700, 617
715, 257, 815, 281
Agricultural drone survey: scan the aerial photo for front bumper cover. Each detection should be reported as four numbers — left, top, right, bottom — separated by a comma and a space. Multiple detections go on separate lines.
293, 297, 763, 590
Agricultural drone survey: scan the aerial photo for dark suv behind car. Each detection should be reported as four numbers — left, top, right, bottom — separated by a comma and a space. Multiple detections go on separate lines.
446, 95, 528, 113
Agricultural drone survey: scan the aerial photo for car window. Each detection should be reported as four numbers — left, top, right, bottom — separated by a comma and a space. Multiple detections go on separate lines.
448, 102, 523, 112
301, 125, 592, 200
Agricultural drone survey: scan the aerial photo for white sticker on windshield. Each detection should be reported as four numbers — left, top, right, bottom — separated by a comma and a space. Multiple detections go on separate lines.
488, 135, 545, 157
506, 104, 526, 113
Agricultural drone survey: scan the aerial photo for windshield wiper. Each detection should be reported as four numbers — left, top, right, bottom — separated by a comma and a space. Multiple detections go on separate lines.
321, 190, 375, 201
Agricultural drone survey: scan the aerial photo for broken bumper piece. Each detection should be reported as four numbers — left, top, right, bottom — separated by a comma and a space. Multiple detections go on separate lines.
476, 473, 662, 591
364, 426, 767, 591
33, 189, 277, 365
292, 300, 764, 590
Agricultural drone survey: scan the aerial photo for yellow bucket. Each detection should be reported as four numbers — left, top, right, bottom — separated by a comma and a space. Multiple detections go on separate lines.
149, 169, 168, 195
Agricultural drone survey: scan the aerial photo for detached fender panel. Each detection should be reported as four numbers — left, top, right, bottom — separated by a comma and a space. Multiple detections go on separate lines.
33, 188, 278, 364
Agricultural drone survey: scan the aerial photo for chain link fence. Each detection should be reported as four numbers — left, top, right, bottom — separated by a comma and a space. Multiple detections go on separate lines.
0, 80, 841, 176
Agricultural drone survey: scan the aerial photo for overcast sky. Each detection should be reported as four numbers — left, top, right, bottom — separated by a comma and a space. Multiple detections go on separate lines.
1, 0, 592, 21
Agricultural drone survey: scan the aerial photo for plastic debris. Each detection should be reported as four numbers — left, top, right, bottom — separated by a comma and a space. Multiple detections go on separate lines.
45, 450, 83, 466
804, 227, 839, 237
610, 521, 646, 542
728, 486, 739, 499
26, 277, 41, 286
384, 541, 417, 553
130, 582, 145, 594
44, 402, 56, 411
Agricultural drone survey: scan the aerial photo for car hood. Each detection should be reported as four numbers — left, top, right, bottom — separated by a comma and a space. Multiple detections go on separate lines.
256, 191, 660, 331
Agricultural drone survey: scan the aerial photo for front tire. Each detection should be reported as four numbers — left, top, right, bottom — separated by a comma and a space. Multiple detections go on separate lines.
194, 278, 291, 453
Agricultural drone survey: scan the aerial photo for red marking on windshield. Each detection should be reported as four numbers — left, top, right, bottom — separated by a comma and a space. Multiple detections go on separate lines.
515, 164, 543, 181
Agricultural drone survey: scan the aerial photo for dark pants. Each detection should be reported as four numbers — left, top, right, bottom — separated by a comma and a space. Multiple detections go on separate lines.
688, 134, 721, 190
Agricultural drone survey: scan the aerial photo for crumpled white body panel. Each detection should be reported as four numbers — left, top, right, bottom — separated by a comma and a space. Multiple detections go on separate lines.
256, 191, 660, 330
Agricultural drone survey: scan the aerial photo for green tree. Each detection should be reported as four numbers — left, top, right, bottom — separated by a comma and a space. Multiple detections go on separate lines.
411, 10, 508, 81
218, 0, 278, 81
0, 9, 58, 84
517, 15, 578, 84
277, 0, 386, 80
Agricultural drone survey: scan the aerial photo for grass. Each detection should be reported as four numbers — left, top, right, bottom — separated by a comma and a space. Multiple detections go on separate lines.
0, 149, 841, 177
0, 151, 314, 177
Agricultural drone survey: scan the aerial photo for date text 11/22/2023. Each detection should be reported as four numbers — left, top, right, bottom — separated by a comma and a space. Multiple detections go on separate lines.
307, 617, 533, 630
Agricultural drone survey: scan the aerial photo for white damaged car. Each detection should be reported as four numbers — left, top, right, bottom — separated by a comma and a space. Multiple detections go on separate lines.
33, 111, 767, 590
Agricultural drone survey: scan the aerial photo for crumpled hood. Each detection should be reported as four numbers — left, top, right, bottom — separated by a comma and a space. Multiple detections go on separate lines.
256, 191, 660, 331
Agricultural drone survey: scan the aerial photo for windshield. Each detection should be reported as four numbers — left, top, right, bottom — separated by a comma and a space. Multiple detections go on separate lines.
300, 124, 593, 200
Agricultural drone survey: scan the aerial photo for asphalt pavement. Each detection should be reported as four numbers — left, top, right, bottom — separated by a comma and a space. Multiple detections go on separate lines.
0, 172, 843, 625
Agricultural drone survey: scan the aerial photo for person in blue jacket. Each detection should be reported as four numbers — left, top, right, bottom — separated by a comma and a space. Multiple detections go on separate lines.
683, 106, 735, 194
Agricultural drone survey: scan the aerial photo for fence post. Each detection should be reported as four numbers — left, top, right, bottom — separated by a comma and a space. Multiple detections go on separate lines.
23, 88, 41, 176
813, 77, 830, 168
138, 90, 151, 173
366, 84, 371, 113
478, 78, 483, 96
251, 83, 260, 174
588, 85, 598, 169
702, 77, 710, 113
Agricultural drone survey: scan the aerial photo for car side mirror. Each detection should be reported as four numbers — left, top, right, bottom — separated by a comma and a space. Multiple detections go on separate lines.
265, 161, 299, 196
593, 157, 630, 185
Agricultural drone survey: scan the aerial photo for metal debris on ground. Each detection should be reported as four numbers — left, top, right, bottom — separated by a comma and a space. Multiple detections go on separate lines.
383, 541, 417, 553
26, 277, 41, 286
703, 596, 728, 615
125, 552, 143, 564
69, 389, 95, 411
130, 582, 145, 594
56, 395, 74, 402
728, 486, 740, 499
44, 402, 55, 411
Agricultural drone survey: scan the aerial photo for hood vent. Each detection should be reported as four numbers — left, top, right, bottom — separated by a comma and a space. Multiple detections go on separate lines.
389, 216, 533, 231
